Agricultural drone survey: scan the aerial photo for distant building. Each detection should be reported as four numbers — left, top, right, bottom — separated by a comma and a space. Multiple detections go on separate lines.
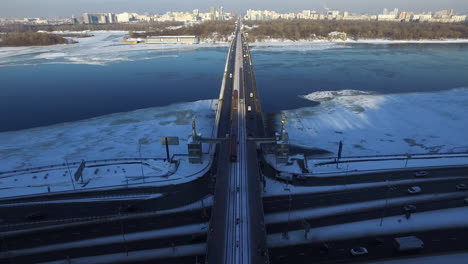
83, 13, 117, 24
146, 36, 200, 44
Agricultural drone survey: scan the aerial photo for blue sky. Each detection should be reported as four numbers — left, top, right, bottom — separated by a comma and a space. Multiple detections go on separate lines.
1, 0, 467, 18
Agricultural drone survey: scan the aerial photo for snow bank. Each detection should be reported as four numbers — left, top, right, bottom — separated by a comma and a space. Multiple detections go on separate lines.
280, 88, 468, 156
0, 100, 216, 198
250, 40, 346, 52
268, 207, 468, 247
345, 38, 468, 44
263, 175, 468, 197
265, 192, 468, 224
1, 223, 207, 258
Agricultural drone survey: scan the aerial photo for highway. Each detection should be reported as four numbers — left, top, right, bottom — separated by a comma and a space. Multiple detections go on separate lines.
268, 228, 468, 263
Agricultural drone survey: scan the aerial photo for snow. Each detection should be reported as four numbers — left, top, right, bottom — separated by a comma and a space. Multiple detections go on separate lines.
0, 193, 163, 207
0, 100, 216, 199
0, 31, 228, 67
304, 155, 468, 176
267, 207, 468, 248
1, 223, 207, 258
263, 175, 468, 197
345, 38, 468, 44
274, 88, 468, 163
35, 243, 206, 264
365, 252, 468, 264
265, 192, 468, 224
250, 40, 347, 52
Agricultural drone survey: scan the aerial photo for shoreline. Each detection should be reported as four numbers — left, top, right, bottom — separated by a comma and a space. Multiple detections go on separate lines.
249, 38, 468, 45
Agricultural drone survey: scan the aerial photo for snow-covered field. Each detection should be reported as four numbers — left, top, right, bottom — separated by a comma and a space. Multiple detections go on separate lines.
0, 100, 216, 198
280, 88, 468, 156
0, 31, 228, 67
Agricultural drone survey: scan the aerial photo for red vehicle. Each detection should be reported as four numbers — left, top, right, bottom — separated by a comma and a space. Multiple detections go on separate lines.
232, 90, 238, 110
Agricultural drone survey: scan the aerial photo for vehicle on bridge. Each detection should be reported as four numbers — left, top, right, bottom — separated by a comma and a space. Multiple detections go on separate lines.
407, 186, 422, 194
393, 236, 424, 252
247, 105, 252, 112
414, 171, 428, 177
350, 247, 368, 256
229, 73, 233, 79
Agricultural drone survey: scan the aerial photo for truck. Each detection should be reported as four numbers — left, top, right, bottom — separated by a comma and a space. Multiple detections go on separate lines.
393, 236, 424, 252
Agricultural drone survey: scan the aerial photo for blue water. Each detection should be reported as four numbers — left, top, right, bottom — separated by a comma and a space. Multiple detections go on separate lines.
1, 43, 468, 132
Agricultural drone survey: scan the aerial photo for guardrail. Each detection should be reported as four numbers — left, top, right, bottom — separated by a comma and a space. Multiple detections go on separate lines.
306, 151, 468, 161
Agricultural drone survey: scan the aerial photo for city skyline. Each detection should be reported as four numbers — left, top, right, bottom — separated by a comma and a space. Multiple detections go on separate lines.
1, 0, 468, 18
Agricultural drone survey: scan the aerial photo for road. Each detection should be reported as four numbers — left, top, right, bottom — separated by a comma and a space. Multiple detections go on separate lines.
206, 21, 268, 264
263, 176, 468, 213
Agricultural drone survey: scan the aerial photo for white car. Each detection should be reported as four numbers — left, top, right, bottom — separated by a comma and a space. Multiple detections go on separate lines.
407, 186, 422, 194
414, 171, 428, 177
249, 92, 254, 98
456, 184, 467, 191
404, 204, 417, 212
247, 105, 252, 112
229, 73, 233, 78
350, 247, 368, 256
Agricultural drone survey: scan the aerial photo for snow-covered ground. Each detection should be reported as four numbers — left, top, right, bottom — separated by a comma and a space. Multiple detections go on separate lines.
268, 88, 468, 175
0, 100, 216, 198
263, 174, 468, 197
0, 31, 228, 67
1, 223, 208, 258
267, 206, 468, 247
286, 88, 468, 156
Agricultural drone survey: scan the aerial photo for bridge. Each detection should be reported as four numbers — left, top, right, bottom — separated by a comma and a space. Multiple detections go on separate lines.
2, 19, 468, 264
206, 21, 269, 264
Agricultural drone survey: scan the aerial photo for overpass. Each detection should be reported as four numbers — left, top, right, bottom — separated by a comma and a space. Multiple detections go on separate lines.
206, 21, 269, 264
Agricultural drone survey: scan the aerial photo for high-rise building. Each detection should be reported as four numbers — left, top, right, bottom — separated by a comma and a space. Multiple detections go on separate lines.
210, 7, 216, 20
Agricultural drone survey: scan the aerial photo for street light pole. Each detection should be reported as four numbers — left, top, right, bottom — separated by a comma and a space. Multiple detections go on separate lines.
65, 159, 76, 191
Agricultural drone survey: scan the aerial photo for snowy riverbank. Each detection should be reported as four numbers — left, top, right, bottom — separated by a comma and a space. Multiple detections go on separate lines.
0, 31, 228, 67
279, 88, 468, 156
0, 100, 216, 198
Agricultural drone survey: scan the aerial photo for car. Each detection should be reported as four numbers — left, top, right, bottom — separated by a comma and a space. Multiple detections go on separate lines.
247, 105, 252, 112
414, 171, 428, 177
456, 184, 467, 191
229, 73, 233, 78
404, 204, 417, 212
350, 247, 368, 256
407, 186, 422, 194
249, 92, 254, 98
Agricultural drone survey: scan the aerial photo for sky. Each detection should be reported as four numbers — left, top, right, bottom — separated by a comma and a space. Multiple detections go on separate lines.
1, 0, 467, 18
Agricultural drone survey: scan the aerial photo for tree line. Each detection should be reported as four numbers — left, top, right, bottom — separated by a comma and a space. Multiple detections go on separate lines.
244, 20, 468, 41
0, 32, 71, 47
129, 21, 235, 41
